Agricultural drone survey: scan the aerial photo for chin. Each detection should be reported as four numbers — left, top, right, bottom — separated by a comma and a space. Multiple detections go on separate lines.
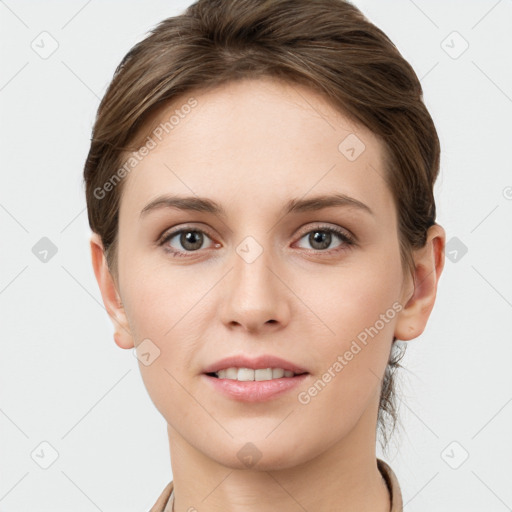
205, 438, 316, 472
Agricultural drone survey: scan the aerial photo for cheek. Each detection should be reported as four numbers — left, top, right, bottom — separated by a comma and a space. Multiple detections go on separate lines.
305, 249, 403, 345
120, 266, 209, 423
121, 257, 212, 340
118, 262, 206, 407
298, 250, 402, 404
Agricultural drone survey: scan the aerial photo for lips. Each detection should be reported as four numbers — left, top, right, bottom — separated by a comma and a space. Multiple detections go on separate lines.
202, 354, 308, 375
204, 372, 308, 402
202, 354, 309, 402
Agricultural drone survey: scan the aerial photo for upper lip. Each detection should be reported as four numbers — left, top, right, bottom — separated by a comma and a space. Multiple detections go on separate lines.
203, 355, 308, 374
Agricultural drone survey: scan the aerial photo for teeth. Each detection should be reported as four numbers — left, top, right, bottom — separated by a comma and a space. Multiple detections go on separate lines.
237, 368, 254, 381
255, 368, 273, 381
225, 367, 238, 379
272, 368, 285, 378
213, 367, 300, 381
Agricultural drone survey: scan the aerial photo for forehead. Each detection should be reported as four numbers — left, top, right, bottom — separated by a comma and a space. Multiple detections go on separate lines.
119, 77, 395, 222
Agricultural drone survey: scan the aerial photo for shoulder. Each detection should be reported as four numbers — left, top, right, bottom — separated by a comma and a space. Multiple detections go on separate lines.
149, 481, 174, 512
150, 463, 401, 511
377, 458, 403, 512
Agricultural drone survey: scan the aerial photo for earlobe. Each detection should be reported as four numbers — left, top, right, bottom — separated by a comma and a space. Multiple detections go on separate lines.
394, 224, 446, 341
90, 233, 134, 350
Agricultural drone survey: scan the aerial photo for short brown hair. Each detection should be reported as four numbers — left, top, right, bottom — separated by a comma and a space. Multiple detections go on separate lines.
83, 0, 440, 449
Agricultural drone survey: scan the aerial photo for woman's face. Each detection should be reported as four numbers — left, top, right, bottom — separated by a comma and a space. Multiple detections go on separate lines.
113, 77, 413, 469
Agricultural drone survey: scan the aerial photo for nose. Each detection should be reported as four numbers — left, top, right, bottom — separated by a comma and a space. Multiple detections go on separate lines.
219, 243, 291, 334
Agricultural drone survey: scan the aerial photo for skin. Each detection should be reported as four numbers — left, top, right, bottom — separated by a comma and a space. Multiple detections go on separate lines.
91, 76, 445, 512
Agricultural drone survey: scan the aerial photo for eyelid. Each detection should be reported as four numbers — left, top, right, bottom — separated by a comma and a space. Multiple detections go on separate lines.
158, 222, 356, 257
295, 222, 356, 244
157, 223, 216, 244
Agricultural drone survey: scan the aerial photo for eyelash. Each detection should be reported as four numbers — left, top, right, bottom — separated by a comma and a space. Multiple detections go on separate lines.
158, 224, 356, 258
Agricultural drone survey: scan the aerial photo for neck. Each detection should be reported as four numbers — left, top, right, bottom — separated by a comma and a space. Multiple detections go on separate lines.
166, 399, 390, 512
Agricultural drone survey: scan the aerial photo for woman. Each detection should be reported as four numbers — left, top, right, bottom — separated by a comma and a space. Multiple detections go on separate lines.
83, 0, 445, 510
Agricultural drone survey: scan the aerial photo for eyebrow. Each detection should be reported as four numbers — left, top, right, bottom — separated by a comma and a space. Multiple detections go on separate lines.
140, 193, 374, 218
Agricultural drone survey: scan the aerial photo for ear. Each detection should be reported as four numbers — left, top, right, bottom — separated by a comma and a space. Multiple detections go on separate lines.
90, 233, 134, 349
394, 224, 446, 341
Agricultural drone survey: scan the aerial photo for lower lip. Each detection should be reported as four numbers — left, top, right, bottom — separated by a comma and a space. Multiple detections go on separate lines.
203, 373, 309, 402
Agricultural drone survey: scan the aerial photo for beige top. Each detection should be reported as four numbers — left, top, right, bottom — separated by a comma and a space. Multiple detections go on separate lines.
149, 458, 403, 511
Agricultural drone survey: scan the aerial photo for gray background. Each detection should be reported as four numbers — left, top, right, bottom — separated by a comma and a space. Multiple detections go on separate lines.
1, 0, 511, 510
